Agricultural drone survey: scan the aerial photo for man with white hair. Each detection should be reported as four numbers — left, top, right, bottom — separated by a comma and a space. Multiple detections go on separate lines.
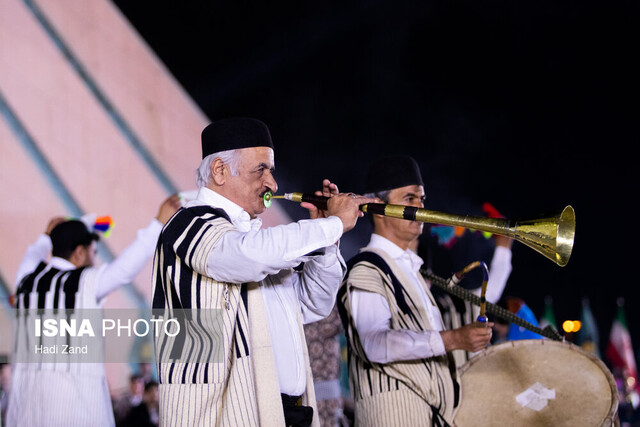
152, 117, 374, 427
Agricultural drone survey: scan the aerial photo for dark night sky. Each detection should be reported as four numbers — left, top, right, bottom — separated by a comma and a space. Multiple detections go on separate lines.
113, 1, 638, 359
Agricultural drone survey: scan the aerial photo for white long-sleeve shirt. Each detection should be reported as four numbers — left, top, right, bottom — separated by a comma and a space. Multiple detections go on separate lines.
189, 187, 345, 396
350, 234, 512, 364
14, 219, 163, 302
351, 234, 445, 363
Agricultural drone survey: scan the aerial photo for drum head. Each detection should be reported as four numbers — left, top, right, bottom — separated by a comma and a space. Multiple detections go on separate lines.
454, 339, 618, 427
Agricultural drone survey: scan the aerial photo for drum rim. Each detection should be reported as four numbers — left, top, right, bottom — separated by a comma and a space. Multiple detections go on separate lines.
457, 339, 619, 424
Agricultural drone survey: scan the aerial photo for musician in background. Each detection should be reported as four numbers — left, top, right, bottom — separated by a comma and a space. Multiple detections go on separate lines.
7, 196, 180, 427
337, 155, 493, 426
419, 230, 514, 368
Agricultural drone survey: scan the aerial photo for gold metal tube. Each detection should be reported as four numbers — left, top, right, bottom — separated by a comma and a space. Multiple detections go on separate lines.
269, 192, 575, 267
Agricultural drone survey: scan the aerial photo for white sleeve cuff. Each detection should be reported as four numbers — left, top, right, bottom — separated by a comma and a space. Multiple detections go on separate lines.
36, 234, 53, 250
492, 245, 512, 264
431, 332, 446, 356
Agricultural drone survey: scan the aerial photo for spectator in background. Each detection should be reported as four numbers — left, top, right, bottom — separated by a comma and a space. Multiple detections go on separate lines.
492, 296, 543, 343
0, 358, 10, 427
121, 381, 159, 427
304, 306, 349, 427
137, 362, 156, 385
113, 373, 145, 426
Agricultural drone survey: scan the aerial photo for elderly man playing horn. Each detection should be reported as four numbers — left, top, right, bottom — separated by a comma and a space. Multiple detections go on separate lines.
337, 155, 493, 427
152, 117, 374, 427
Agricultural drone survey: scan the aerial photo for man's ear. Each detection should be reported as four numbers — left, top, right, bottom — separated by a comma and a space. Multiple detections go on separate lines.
371, 212, 384, 232
210, 158, 227, 186
68, 245, 85, 268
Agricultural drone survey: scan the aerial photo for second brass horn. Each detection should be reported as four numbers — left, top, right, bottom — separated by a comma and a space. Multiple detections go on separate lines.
267, 192, 575, 267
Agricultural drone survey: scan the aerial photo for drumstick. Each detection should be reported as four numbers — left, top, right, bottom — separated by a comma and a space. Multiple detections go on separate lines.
448, 261, 490, 324
476, 262, 489, 324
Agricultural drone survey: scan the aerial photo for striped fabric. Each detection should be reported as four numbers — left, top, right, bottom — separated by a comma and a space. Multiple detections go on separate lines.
433, 291, 478, 369
8, 263, 114, 427
15, 262, 88, 311
337, 248, 459, 427
152, 205, 318, 427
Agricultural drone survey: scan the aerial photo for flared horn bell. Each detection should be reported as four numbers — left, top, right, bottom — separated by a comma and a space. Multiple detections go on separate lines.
507, 205, 575, 267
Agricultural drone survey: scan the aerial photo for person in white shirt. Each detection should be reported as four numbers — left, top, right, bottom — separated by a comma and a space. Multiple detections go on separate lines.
7, 195, 180, 427
337, 155, 493, 427
151, 117, 374, 427
425, 232, 513, 368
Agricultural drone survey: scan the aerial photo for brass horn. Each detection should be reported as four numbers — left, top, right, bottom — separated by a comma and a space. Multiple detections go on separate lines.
265, 192, 576, 267
366, 203, 576, 267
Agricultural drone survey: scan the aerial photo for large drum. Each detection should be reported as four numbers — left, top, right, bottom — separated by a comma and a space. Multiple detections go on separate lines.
454, 339, 618, 426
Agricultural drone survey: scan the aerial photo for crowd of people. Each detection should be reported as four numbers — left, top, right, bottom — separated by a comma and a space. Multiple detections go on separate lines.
0, 117, 620, 426
111, 368, 159, 427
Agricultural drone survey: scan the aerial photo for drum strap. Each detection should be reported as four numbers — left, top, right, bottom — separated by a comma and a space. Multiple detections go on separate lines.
432, 407, 451, 427
345, 251, 412, 315
421, 269, 563, 341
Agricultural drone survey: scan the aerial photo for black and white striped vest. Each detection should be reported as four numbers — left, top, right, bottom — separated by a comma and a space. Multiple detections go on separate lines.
337, 248, 459, 427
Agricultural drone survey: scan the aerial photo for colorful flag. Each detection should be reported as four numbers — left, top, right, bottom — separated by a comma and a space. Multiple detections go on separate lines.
94, 215, 114, 237
576, 297, 601, 357
606, 298, 638, 390
78, 213, 114, 237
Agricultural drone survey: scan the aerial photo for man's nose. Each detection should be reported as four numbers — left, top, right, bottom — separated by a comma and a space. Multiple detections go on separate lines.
265, 171, 278, 193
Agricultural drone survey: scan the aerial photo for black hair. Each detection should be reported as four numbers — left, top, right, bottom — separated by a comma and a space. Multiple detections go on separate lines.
365, 190, 391, 228
50, 220, 100, 259
144, 381, 159, 392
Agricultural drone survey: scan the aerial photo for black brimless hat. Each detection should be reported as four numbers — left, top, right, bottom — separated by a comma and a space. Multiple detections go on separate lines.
201, 117, 274, 159
365, 155, 424, 194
